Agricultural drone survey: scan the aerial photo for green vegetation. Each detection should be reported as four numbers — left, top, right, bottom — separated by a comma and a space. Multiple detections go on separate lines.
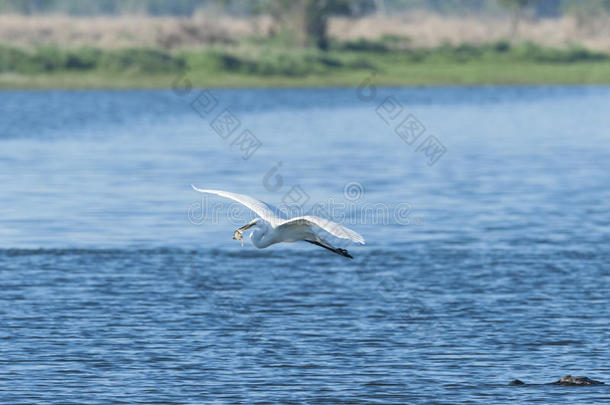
2, 39, 610, 88
0, 46, 185, 74
2, 0, 610, 87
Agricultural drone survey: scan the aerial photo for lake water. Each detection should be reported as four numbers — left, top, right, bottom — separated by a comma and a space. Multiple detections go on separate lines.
1, 86, 609, 403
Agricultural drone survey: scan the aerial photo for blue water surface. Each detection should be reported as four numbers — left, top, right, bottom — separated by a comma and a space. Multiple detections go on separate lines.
0, 86, 609, 403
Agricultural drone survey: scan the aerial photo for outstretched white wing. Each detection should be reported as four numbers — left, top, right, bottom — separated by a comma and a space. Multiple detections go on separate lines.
191, 186, 284, 227
278, 215, 365, 244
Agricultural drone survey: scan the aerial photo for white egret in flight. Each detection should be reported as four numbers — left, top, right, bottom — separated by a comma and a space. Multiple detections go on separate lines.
192, 186, 365, 258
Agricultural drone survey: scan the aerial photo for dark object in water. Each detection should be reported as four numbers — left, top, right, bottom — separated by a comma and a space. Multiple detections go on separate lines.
552, 375, 605, 386
509, 379, 525, 386
509, 375, 604, 386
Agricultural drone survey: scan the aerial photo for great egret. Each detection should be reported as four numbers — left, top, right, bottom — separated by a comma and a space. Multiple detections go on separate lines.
191, 186, 365, 258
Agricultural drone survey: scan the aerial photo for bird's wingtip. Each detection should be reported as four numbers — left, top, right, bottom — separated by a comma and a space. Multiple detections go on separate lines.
354, 234, 365, 245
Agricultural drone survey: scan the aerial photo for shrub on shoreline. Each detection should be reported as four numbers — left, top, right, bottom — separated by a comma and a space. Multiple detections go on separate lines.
0, 41, 607, 78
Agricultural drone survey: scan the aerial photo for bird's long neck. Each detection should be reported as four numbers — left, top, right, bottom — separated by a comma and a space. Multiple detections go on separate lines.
250, 224, 275, 249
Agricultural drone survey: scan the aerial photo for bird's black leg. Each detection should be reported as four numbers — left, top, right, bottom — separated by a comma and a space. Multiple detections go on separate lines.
305, 240, 353, 259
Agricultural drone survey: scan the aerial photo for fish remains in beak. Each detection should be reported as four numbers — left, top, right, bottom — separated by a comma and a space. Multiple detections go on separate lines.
233, 229, 244, 247
233, 221, 256, 247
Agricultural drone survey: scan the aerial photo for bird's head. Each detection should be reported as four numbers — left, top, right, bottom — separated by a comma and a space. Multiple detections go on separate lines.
233, 219, 260, 247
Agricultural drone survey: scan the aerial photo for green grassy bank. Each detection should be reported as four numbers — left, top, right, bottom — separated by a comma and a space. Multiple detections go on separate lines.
2, 40, 610, 88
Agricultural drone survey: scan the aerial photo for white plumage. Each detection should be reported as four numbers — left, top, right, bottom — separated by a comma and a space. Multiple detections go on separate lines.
192, 186, 364, 258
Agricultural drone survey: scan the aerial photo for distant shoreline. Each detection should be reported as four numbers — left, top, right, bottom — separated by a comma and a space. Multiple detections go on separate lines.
3, 10, 610, 89
2, 63, 610, 89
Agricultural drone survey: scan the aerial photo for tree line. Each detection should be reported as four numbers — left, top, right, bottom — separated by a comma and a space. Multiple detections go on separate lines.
2, 0, 609, 17
2, 0, 610, 51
